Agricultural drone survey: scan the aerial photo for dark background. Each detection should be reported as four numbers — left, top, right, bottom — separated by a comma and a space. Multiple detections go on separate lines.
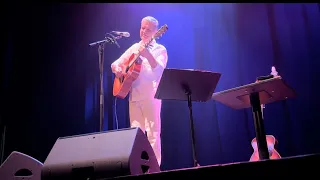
2, 3, 320, 170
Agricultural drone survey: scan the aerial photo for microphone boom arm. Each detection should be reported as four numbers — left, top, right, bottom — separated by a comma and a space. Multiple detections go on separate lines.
89, 35, 122, 47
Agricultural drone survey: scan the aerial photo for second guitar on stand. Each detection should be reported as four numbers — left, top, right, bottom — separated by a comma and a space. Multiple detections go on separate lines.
250, 104, 281, 161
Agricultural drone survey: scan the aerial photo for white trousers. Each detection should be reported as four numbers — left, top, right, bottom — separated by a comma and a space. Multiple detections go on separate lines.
129, 99, 162, 166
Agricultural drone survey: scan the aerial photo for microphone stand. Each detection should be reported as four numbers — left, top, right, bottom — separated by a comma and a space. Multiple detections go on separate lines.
89, 33, 121, 132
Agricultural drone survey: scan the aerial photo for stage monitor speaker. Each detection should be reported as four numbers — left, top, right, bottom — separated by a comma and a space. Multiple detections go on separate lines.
41, 127, 160, 180
0, 151, 43, 180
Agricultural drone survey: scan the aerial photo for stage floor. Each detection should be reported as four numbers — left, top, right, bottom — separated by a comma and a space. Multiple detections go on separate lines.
112, 153, 320, 179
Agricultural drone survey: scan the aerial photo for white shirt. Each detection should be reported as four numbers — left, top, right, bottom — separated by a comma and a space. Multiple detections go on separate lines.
111, 40, 168, 101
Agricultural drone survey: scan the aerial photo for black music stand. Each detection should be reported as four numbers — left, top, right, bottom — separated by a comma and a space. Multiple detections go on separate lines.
212, 76, 296, 160
155, 68, 221, 167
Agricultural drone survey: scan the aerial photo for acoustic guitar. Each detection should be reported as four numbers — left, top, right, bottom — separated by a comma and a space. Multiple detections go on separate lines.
250, 134, 281, 161
113, 24, 169, 99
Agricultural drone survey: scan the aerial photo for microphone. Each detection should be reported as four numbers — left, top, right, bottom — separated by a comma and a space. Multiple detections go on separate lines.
111, 31, 130, 37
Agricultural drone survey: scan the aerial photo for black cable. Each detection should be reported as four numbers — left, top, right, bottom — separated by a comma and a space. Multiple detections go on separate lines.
114, 97, 119, 129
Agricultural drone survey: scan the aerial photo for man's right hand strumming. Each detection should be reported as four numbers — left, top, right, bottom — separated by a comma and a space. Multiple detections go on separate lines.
113, 65, 125, 78
112, 65, 123, 78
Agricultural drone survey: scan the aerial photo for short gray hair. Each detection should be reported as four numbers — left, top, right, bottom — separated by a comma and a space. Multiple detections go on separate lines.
141, 16, 159, 29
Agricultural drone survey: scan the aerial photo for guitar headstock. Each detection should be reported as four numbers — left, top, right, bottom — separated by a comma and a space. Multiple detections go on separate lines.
153, 24, 168, 40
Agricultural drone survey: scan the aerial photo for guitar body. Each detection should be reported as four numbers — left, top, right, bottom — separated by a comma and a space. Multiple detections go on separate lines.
113, 53, 142, 99
249, 135, 281, 161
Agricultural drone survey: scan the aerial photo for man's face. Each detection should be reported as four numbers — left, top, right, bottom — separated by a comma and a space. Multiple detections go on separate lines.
140, 20, 157, 43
